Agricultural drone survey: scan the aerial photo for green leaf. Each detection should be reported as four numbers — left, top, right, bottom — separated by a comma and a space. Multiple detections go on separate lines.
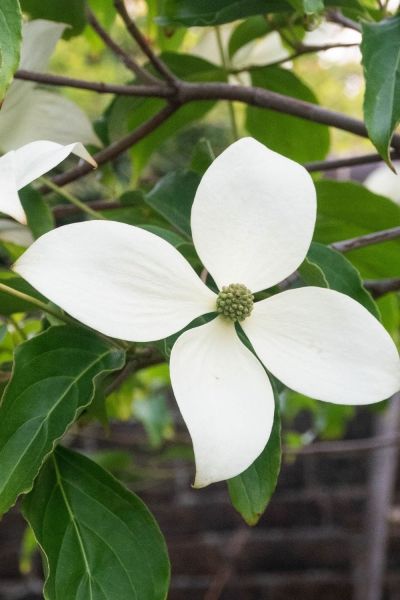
228, 16, 271, 58
227, 382, 281, 525
288, 0, 324, 12
145, 169, 201, 237
0, 326, 125, 516
314, 180, 400, 278
190, 138, 215, 174
377, 293, 400, 342
157, 0, 292, 26
305, 242, 380, 318
134, 392, 174, 449
0, 0, 22, 100
20, 0, 86, 38
298, 257, 329, 287
107, 53, 226, 180
246, 67, 330, 162
99, 190, 168, 229
23, 446, 170, 600
284, 390, 355, 440
140, 224, 187, 247
0, 271, 47, 315
304, 0, 324, 11
361, 16, 400, 166
20, 187, 54, 239
163, 0, 359, 26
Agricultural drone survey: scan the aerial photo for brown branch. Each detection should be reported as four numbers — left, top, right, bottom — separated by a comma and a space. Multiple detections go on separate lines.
236, 41, 359, 70
179, 83, 400, 151
305, 150, 400, 172
331, 226, 400, 253
51, 102, 179, 187
17, 72, 392, 151
44, 79, 400, 188
14, 69, 172, 98
364, 278, 400, 298
113, 0, 177, 86
86, 8, 159, 86
327, 9, 362, 32
53, 200, 121, 218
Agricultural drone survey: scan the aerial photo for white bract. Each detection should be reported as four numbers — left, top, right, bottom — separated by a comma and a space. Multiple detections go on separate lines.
364, 161, 400, 204
14, 138, 400, 487
0, 20, 101, 152
0, 140, 96, 224
191, 26, 289, 71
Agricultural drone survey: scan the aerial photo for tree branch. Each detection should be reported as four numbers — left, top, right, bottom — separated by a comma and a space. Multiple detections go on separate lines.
14, 69, 172, 98
18, 72, 395, 152
113, 0, 177, 86
53, 200, 121, 218
179, 83, 400, 151
233, 41, 359, 71
331, 226, 400, 253
41, 78, 400, 188
51, 102, 179, 187
327, 9, 362, 32
364, 278, 400, 298
86, 8, 160, 86
305, 150, 400, 172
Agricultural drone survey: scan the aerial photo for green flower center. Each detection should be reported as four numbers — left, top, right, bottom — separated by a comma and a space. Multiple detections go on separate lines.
216, 283, 254, 322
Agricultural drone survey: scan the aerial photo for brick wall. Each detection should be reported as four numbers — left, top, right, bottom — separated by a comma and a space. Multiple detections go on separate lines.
0, 411, 399, 600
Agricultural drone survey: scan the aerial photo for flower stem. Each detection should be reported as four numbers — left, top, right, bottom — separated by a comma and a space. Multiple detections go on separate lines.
39, 176, 106, 220
215, 26, 239, 141
0, 282, 75, 326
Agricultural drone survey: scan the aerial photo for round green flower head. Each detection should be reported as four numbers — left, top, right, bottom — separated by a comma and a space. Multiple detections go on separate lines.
216, 283, 254, 322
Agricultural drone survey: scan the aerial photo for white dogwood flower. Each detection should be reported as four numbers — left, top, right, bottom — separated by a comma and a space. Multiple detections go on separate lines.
0, 20, 101, 152
0, 140, 96, 224
14, 138, 400, 487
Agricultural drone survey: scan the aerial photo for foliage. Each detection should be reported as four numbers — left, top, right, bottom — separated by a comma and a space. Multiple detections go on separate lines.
0, 0, 22, 100
228, 378, 281, 525
361, 16, 400, 166
0, 0, 399, 597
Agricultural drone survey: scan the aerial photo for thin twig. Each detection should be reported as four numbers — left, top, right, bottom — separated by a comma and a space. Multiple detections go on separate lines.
364, 278, 400, 298
0, 282, 75, 326
39, 176, 106, 220
48, 81, 400, 188
105, 351, 163, 396
13, 71, 400, 152
105, 360, 136, 395
21, 76, 394, 153
14, 69, 171, 97
51, 102, 179, 187
53, 200, 121, 218
179, 83, 400, 152
86, 8, 160, 86
332, 226, 400, 253
113, 0, 178, 86
232, 41, 359, 71
327, 9, 362, 32
305, 150, 400, 172
8, 315, 27, 341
